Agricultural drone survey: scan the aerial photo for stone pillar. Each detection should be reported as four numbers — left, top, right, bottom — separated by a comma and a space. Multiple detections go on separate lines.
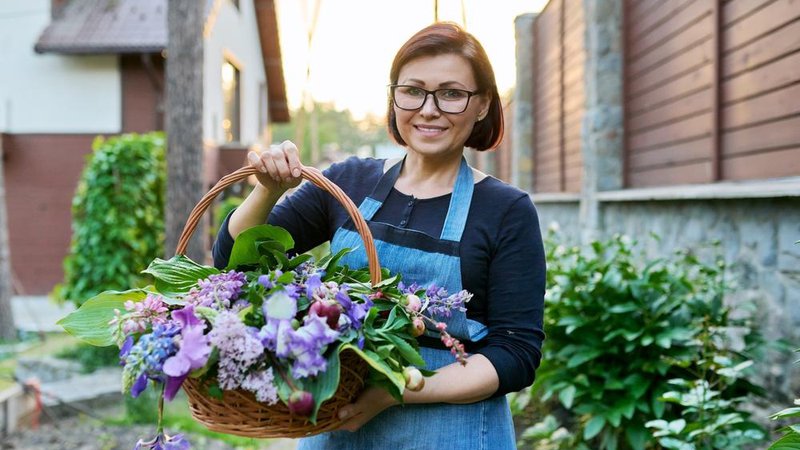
580, 0, 624, 242
513, 13, 536, 192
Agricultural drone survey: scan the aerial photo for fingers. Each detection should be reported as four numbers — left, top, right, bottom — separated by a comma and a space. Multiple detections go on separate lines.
247, 140, 303, 189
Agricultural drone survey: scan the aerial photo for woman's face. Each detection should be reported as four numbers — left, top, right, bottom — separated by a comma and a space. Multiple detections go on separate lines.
393, 54, 489, 160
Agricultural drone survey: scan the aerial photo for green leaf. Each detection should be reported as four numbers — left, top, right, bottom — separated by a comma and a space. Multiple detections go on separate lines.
768, 432, 800, 450
142, 255, 218, 296
584, 415, 605, 440
341, 343, 406, 395
772, 407, 800, 420
559, 384, 576, 408
626, 426, 649, 450
227, 224, 294, 269
303, 346, 343, 424
380, 332, 426, 367
567, 349, 603, 368
58, 289, 147, 346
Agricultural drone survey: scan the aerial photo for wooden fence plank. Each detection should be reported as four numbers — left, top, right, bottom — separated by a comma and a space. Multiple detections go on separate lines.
628, 160, 712, 187
629, 111, 713, 150
723, 19, 800, 78
722, 82, 800, 128
627, 63, 713, 113
722, 50, 800, 102
724, 0, 800, 51
628, 136, 713, 168
628, 14, 713, 77
630, 0, 711, 58
628, 88, 712, 132
722, 147, 800, 180
628, 38, 713, 96
722, 115, 800, 156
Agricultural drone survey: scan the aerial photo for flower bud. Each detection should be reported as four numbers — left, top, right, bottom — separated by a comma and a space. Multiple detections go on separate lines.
405, 294, 421, 312
288, 390, 314, 417
403, 367, 425, 391
410, 317, 425, 337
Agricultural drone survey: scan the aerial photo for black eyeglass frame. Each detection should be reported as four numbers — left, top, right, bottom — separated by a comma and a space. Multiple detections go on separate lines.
388, 84, 481, 114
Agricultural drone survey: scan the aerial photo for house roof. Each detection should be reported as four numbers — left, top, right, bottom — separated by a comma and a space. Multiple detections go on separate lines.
34, 0, 289, 123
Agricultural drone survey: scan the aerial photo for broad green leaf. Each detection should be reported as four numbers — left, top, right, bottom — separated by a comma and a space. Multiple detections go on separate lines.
143, 255, 218, 296
772, 407, 800, 420
380, 332, 426, 367
341, 343, 405, 395
584, 415, 605, 440
767, 432, 800, 450
58, 289, 146, 346
559, 384, 576, 409
626, 426, 649, 450
303, 346, 343, 424
227, 225, 294, 269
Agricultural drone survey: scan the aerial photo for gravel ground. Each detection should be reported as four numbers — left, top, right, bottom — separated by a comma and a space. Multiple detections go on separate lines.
1, 409, 297, 450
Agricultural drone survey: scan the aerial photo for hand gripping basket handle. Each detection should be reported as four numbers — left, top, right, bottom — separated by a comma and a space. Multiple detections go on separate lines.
176, 165, 382, 286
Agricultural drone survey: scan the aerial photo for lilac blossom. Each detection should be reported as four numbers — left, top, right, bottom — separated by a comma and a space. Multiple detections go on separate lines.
184, 271, 247, 309
208, 311, 265, 390
121, 323, 180, 397
162, 305, 211, 400
241, 367, 279, 404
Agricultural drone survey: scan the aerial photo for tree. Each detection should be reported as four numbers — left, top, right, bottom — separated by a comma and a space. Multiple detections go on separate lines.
165, 0, 205, 262
0, 143, 16, 341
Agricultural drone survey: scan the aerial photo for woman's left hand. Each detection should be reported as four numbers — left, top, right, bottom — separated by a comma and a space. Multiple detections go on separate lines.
336, 386, 399, 432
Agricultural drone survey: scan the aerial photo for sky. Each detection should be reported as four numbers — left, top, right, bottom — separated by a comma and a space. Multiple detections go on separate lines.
274, 0, 548, 120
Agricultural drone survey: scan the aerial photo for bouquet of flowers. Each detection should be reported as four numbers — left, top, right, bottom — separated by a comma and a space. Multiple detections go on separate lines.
59, 223, 471, 448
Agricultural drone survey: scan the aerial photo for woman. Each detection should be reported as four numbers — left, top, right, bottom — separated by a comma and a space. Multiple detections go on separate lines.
213, 22, 545, 450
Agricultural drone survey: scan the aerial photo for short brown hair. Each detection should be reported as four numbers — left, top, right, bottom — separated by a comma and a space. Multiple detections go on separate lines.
387, 22, 504, 151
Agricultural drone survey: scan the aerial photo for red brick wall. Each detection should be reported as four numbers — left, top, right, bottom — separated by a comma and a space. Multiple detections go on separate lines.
3, 134, 96, 295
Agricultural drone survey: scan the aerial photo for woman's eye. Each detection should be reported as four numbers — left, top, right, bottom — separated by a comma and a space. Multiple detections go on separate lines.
441, 89, 467, 99
405, 87, 425, 97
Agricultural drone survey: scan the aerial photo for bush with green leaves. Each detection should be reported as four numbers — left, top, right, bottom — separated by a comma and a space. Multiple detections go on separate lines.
519, 232, 767, 450
54, 132, 166, 306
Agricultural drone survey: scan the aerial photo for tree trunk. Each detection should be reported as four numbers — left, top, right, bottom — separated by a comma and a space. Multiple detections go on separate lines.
165, 0, 205, 262
0, 140, 17, 342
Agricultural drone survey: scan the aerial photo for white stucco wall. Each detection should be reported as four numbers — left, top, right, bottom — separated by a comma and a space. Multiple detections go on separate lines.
0, 0, 121, 134
203, 0, 268, 147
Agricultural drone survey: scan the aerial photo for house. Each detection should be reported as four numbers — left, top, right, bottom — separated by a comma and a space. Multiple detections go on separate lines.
509, 0, 800, 394
0, 0, 289, 296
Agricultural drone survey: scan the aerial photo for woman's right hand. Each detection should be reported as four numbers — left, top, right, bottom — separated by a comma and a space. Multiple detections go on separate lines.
247, 140, 304, 193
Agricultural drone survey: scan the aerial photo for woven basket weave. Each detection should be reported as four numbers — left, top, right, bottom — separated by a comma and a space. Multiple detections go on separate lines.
175, 165, 379, 438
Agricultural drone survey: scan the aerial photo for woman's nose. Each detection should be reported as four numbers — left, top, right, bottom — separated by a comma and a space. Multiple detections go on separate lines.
419, 93, 441, 117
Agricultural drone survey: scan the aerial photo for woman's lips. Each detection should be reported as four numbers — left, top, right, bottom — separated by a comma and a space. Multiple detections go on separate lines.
414, 124, 447, 137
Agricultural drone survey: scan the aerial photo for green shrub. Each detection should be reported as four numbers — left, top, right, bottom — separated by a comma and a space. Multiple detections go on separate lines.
54, 132, 166, 306
56, 343, 120, 373
519, 232, 767, 450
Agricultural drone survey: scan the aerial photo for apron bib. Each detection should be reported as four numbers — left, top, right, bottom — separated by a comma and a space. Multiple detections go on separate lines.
298, 158, 516, 450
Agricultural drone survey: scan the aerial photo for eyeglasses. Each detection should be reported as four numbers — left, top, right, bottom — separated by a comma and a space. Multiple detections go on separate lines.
389, 84, 479, 114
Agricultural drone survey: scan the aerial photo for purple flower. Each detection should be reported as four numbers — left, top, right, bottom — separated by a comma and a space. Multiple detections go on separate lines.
121, 324, 180, 397
184, 271, 247, 310
162, 306, 211, 400
262, 288, 298, 321
335, 287, 371, 330
241, 367, 279, 404
208, 312, 265, 390
425, 285, 471, 318
133, 432, 190, 449
110, 294, 169, 341
287, 314, 340, 378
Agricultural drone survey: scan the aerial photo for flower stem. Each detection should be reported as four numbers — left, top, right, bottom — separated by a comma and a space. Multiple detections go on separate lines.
267, 354, 299, 392
157, 382, 165, 434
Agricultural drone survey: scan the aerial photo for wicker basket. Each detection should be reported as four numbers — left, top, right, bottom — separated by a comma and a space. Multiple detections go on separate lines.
174, 165, 380, 438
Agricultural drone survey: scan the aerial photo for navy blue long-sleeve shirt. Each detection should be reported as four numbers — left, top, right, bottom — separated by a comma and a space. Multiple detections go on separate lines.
212, 156, 546, 396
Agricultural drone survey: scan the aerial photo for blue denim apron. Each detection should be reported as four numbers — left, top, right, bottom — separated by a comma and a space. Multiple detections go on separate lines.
298, 157, 516, 450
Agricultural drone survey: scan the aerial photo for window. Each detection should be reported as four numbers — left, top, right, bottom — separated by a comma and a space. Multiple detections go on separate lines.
221, 60, 240, 143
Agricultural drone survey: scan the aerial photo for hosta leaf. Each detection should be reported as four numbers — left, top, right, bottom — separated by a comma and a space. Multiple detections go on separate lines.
143, 255, 218, 296
58, 288, 147, 346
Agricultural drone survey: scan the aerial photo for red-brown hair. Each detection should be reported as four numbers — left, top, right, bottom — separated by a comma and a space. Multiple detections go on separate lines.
387, 22, 504, 151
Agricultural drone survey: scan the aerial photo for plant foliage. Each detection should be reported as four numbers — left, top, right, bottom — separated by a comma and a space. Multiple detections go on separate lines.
54, 132, 166, 306
517, 232, 767, 450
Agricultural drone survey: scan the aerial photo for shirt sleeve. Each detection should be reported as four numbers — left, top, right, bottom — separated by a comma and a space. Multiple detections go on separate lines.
473, 194, 546, 397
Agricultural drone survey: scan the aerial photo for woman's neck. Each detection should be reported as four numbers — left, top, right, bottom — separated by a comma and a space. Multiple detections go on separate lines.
395, 151, 463, 199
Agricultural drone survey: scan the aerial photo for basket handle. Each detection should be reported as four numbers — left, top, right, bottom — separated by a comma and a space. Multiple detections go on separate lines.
176, 165, 382, 286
